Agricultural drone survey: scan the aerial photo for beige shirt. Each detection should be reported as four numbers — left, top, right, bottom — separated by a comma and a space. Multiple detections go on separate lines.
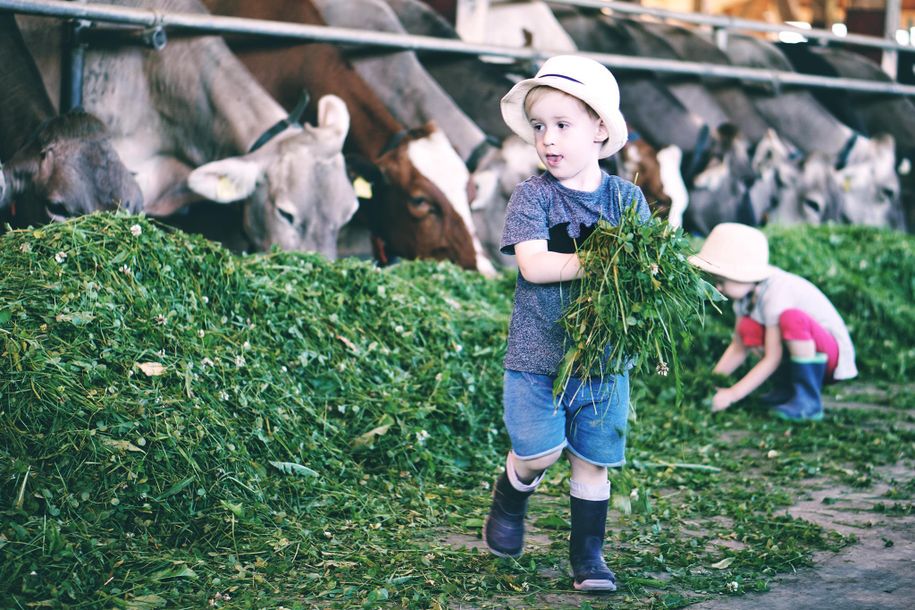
734, 268, 858, 380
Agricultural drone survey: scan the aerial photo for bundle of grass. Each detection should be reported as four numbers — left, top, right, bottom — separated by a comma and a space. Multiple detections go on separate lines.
555, 203, 723, 397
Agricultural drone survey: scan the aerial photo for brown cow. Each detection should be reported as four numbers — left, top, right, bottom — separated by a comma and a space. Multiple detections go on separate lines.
204, 0, 495, 275
0, 13, 141, 229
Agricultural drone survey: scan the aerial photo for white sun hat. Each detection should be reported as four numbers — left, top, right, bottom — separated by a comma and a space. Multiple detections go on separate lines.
688, 223, 776, 283
500, 54, 628, 159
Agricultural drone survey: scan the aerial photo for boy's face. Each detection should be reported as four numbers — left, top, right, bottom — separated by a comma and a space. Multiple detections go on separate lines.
526, 90, 607, 190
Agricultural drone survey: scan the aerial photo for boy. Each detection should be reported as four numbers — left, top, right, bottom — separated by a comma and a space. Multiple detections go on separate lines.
483, 55, 649, 592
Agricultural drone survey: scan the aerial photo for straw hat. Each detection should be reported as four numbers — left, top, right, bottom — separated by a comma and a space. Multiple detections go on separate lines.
688, 223, 775, 283
500, 55, 628, 159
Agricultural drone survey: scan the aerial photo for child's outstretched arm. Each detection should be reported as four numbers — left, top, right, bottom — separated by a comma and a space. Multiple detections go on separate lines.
712, 325, 783, 412
713, 330, 749, 376
515, 240, 583, 284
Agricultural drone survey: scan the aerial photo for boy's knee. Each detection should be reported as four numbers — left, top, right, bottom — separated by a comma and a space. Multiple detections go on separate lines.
513, 450, 562, 473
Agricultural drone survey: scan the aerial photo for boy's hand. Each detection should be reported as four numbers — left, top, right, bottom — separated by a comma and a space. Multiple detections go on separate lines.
711, 387, 737, 412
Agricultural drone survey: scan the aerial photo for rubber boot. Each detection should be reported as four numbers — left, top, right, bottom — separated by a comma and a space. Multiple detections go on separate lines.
482, 455, 542, 558
569, 496, 617, 592
773, 356, 827, 422
760, 358, 794, 405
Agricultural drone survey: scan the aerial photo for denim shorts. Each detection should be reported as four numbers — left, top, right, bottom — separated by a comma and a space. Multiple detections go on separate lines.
502, 369, 629, 467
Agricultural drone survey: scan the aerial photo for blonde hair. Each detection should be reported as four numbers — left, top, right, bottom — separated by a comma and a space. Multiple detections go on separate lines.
523, 85, 599, 121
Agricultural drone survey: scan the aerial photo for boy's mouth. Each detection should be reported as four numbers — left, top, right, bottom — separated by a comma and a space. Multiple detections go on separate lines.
545, 154, 562, 166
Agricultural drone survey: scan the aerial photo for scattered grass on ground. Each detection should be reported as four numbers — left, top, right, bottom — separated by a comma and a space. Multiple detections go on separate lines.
1, 214, 912, 609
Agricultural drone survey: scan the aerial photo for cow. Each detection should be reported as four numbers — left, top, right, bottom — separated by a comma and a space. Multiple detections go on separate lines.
631, 18, 772, 145
17, 0, 358, 257
202, 0, 494, 275
723, 34, 903, 229
780, 43, 915, 231
313, 0, 536, 271
382, 0, 686, 254
0, 13, 141, 230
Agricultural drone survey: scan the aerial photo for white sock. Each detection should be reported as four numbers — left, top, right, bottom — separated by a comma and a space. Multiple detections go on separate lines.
570, 479, 611, 501
505, 452, 545, 493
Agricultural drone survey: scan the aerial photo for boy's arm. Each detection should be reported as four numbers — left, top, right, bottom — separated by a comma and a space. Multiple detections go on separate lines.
515, 239, 583, 284
713, 325, 782, 411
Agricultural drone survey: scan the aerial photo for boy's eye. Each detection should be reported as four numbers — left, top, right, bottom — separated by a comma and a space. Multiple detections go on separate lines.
531, 123, 544, 132
558, 122, 569, 129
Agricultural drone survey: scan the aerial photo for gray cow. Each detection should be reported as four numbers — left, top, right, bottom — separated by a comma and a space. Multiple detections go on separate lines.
1, 13, 141, 229
18, 0, 357, 256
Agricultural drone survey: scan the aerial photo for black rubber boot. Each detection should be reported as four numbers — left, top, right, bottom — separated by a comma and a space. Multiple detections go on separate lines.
760, 358, 794, 405
483, 470, 535, 558
569, 496, 617, 592
773, 356, 827, 422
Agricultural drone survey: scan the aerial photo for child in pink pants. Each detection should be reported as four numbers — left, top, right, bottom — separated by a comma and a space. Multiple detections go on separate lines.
689, 223, 857, 421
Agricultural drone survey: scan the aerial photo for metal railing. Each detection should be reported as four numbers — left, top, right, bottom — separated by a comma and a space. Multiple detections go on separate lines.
547, 0, 912, 54
1, 0, 913, 97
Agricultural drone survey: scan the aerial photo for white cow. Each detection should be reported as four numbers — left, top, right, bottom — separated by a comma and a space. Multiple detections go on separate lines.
18, 0, 358, 257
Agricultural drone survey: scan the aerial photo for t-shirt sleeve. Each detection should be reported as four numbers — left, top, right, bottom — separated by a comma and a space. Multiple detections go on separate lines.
621, 181, 651, 222
500, 180, 549, 255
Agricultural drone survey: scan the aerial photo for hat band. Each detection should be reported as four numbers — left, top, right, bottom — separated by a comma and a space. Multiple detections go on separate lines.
539, 73, 584, 85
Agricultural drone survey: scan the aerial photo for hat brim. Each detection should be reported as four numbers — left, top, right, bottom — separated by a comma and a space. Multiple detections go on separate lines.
687, 253, 775, 283
500, 76, 627, 159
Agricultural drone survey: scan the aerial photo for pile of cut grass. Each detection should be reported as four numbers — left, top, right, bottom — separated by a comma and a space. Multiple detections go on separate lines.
1, 213, 512, 607
1, 214, 912, 609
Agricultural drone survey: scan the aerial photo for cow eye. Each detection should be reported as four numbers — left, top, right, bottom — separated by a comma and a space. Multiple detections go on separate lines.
803, 199, 821, 213
880, 187, 897, 201
276, 208, 295, 225
46, 201, 71, 218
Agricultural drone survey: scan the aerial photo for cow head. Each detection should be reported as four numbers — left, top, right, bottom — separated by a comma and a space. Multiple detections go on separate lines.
186, 95, 358, 258
0, 110, 142, 226
369, 123, 495, 275
837, 134, 904, 229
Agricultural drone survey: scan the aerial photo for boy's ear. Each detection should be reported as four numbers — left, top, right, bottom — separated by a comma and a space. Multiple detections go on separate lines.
595, 120, 609, 144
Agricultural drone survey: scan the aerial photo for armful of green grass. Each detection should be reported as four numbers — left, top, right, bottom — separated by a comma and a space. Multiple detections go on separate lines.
554, 200, 725, 399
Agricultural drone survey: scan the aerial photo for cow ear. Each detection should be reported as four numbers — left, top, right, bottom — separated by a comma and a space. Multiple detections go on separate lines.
187, 158, 261, 203
315, 94, 350, 149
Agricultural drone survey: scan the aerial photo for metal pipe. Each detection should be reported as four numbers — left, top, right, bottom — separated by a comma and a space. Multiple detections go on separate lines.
2, 0, 914, 97
883, 0, 901, 79
60, 16, 87, 110
547, 0, 913, 54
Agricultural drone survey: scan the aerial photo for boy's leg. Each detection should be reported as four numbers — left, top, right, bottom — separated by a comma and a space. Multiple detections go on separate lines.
487, 370, 567, 558
568, 457, 616, 592
560, 374, 628, 592
483, 451, 553, 558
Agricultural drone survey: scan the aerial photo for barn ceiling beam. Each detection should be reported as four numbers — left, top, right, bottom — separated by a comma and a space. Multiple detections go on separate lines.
2, 0, 914, 97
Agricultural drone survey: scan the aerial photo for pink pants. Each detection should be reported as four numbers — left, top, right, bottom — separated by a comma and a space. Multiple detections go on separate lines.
737, 309, 839, 379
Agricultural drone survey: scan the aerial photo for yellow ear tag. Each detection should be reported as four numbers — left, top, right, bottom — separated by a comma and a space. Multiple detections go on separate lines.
353, 176, 373, 200
538, 161, 547, 171
842, 176, 852, 193
216, 175, 236, 201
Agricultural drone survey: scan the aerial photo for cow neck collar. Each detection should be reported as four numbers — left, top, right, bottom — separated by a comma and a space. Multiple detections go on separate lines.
835, 132, 859, 170
248, 90, 311, 153
466, 135, 501, 173
379, 129, 411, 158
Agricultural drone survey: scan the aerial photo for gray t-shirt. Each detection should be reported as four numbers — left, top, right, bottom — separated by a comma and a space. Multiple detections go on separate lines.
500, 171, 649, 375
